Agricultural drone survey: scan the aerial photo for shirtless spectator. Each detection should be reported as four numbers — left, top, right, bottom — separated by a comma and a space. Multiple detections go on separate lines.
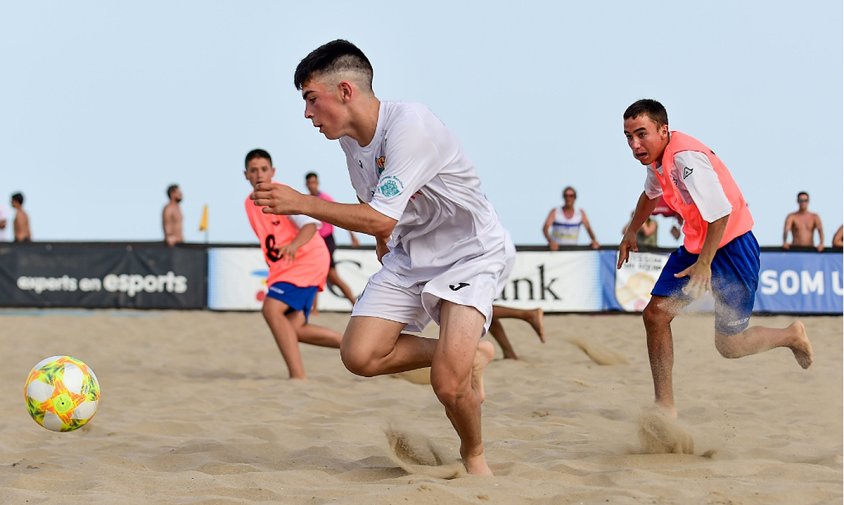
11, 192, 30, 242
163, 184, 184, 246
832, 225, 843, 248
783, 192, 824, 251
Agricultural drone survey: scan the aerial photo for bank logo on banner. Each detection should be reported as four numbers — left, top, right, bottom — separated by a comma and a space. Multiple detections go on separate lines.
615, 253, 668, 312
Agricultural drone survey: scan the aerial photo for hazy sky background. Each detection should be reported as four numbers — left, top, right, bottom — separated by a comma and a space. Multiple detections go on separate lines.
1, 1, 841, 247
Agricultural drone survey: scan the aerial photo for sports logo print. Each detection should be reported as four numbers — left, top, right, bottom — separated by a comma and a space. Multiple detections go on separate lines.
378, 176, 404, 198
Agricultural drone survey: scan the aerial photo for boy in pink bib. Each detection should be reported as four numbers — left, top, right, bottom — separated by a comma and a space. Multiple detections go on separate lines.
618, 99, 813, 419
244, 149, 342, 379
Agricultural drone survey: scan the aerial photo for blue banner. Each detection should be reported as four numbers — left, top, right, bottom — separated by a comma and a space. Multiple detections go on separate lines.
600, 249, 842, 314
755, 252, 842, 314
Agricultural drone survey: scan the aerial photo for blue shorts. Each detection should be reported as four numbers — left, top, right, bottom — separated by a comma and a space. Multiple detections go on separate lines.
651, 231, 760, 335
265, 282, 318, 321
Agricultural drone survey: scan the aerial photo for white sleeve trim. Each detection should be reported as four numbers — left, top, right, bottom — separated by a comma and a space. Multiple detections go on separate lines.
674, 151, 732, 222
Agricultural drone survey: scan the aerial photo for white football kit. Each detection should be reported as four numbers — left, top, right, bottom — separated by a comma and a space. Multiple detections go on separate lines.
340, 101, 515, 332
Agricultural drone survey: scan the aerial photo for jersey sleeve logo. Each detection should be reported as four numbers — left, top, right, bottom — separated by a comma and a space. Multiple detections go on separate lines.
378, 176, 404, 198
683, 166, 693, 179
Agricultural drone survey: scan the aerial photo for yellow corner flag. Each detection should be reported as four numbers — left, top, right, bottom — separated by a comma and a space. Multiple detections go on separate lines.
199, 204, 209, 232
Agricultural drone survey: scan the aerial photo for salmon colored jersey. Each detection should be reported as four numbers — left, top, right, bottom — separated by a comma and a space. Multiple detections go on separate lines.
244, 185, 329, 289
314, 191, 334, 238
652, 131, 754, 253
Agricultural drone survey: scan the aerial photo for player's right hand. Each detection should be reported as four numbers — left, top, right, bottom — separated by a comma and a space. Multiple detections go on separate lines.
616, 233, 638, 269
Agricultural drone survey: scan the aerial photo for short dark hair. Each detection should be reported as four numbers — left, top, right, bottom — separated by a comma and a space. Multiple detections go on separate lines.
245, 148, 272, 168
166, 184, 179, 198
294, 39, 373, 91
797, 191, 809, 199
624, 99, 669, 128
11, 192, 23, 205
562, 186, 576, 198
305, 172, 318, 180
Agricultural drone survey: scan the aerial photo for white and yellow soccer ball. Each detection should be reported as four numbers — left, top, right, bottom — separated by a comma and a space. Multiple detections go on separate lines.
24, 356, 100, 432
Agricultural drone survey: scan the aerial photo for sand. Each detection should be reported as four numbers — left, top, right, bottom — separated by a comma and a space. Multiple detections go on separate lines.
0, 309, 840, 505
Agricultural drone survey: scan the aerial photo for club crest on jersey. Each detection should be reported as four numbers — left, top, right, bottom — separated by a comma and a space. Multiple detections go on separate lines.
376, 156, 386, 175
378, 176, 403, 198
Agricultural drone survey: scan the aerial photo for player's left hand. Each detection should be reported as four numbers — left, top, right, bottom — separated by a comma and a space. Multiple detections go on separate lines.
251, 182, 301, 215
674, 260, 711, 299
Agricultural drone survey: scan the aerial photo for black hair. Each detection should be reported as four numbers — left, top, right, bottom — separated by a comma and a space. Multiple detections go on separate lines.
11, 192, 23, 205
305, 172, 318, 180
623, 99, 669, 127
166, 184, 179, 198
294, 39, 373, 91
245, 148, 272, 167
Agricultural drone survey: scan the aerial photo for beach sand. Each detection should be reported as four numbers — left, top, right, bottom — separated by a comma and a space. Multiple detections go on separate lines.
0, 310, 840, 504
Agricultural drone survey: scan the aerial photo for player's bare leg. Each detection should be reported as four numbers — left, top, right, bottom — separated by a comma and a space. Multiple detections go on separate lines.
340, 316, 436, 376
262, 297, 306, 379
642, 296, 685, 419
488, 318, 518, 359
431, 302, 492, 476
714, 320, 813, 369
473, 340, 494, 404
328, 268, 357, 306
492, 305, 545, 342
288, 311, 342, 348
527, 308, 545, 342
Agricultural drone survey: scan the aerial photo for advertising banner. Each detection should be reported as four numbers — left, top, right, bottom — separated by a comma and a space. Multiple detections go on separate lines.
600, 249, 843, 315
0, 243, 207, 308
755, 251, 842, 314
207, 247, 605, 312
207, 247, 381, 311
497, 251, 602, 311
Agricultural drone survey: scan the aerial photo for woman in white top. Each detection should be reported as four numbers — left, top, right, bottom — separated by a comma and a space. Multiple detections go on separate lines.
542, 186, 600, 250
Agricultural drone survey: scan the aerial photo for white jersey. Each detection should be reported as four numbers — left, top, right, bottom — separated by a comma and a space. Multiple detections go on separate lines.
645, 150, 732, 223
340, 101, 512, 282
549, 207, 583, 245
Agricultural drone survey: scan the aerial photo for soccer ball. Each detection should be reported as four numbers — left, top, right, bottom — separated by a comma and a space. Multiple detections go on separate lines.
24, 356, 100, 432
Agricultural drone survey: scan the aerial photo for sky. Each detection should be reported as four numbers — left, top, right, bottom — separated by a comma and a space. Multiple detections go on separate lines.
1, 1, 841, 247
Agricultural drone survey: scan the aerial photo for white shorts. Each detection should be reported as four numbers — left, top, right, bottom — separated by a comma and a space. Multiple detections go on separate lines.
351, 239, 515, 333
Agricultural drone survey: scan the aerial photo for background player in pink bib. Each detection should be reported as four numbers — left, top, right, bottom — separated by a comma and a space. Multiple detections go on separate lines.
244, 149, 342, 380
617, 99, 813, 419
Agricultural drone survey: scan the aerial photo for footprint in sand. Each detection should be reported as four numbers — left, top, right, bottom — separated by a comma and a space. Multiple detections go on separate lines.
567, 337, 629, 365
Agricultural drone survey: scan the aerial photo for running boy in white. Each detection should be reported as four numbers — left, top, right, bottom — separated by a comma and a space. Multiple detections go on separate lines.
251, 39, 515, 476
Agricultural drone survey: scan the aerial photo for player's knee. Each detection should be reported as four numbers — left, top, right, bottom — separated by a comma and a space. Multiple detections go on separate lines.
339, 345, 377, 377
260, 301, 275, 321
430, 371, 467, 409
642, 302, 671, 329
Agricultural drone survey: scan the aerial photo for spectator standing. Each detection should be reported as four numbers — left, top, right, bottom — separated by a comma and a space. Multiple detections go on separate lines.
542, 186, 599, 250
11, 192, 30, 242
163, 184, 184, 246
783, 191, 824, 251
832, 225, 842, 248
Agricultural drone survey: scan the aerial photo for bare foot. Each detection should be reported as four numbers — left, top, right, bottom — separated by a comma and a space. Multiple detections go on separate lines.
654, 401, 677, 420
528, 308, 545, 343
473, 341, 494, 403
788, 320, 813, 369
462, 451, 493, 476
